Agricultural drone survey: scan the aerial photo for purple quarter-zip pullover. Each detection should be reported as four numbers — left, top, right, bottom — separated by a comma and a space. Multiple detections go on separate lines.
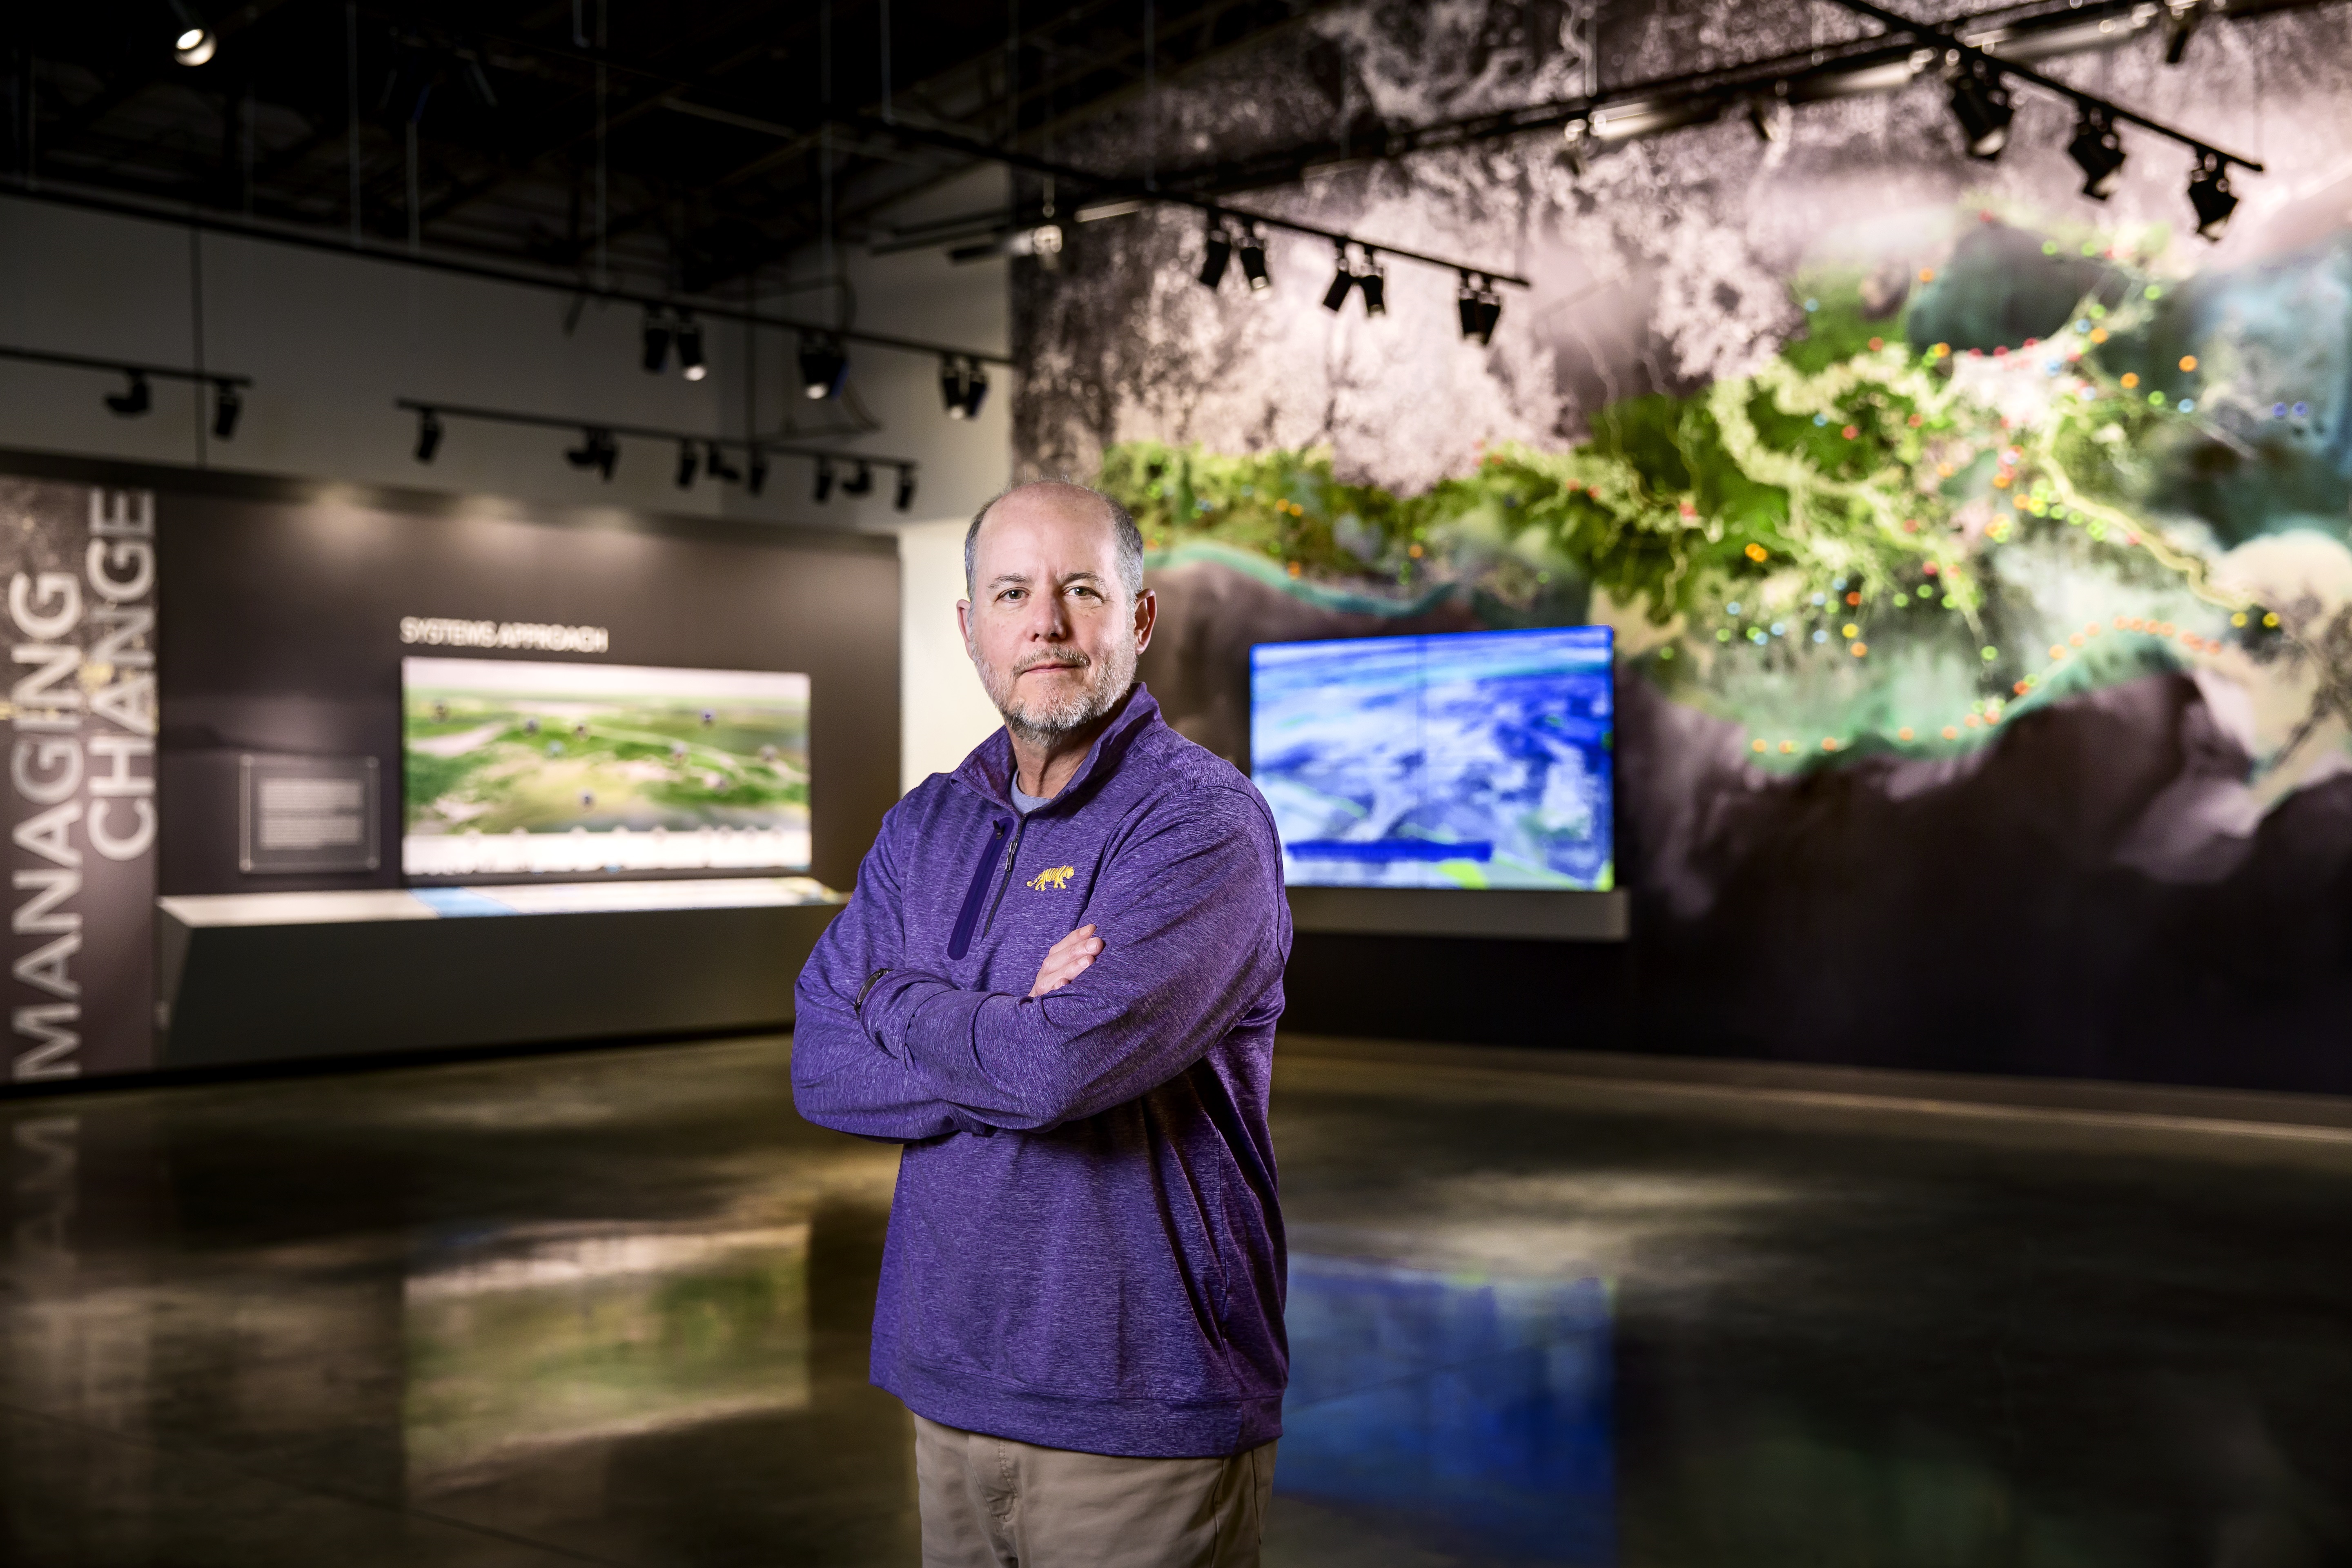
791, 684, 1292, 1459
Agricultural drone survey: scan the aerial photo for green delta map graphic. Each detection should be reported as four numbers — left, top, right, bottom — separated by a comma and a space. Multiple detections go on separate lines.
1099, 209, 2352, 826
402, 659, 809, 839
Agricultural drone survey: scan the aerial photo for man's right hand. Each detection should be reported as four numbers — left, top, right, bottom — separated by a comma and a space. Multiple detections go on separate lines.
1030, 924, 1103, 997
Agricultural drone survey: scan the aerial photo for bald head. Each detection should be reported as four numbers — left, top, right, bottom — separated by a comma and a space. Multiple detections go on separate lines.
964, 481, 1145, 602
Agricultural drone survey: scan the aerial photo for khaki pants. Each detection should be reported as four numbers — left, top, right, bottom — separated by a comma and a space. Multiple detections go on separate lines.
912, 1412, 1276, 1568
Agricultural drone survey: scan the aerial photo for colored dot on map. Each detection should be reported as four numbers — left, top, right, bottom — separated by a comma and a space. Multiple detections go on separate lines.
2121, 373, 2140, 388
1899, 728, 1915, 742
2179, 356, 2198, 372
1943, 726, 1960, 740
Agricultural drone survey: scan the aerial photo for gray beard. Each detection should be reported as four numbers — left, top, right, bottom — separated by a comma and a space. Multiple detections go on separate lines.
981, 635, 1140, 748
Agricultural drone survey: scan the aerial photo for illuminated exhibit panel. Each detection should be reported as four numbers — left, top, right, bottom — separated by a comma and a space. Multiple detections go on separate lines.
1251, 626, 1614, 891
402, 657, 810, 878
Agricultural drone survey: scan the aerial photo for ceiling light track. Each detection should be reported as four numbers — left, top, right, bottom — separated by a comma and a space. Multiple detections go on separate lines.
0, 342, 250, 432
394, 399, 920, 509
0, 181, 1012, 370
860, 112, 1533, 290
1823, 0, 2263, 173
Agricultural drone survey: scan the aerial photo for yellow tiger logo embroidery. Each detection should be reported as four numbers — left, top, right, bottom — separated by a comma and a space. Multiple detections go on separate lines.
1026, 865, 1076, 892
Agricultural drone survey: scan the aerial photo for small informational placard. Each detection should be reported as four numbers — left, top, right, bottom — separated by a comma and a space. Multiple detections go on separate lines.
240, 755, 381, 874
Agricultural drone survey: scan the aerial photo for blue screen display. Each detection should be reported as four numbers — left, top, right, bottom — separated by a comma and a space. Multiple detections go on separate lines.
1249, 625, 1614, 891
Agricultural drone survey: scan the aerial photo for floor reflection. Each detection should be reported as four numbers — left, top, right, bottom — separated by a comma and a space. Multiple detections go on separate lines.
404, 1216, 811, 1492
1281, 1258, 1613, 1565
1, 1036, 2349, 1566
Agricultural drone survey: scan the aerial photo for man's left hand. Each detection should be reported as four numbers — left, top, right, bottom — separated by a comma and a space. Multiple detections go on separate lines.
1030, 924, 1103, 997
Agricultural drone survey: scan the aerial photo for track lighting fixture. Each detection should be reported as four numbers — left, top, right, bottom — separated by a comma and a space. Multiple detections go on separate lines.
674, 439, 699, 488
1947, 61, 2013, 161
104, 370, 151, 417
170, 3, 216, 66
1323, 243, 1357, 313
2188, 155, 2238, 241
1558, 120, 1590, 179
1238, 228, 1270, 293
675, 315, 707, 382
940, 356, 988, 420
746, 449, 769, 497
799, 335, 848, 400
1358, 253, 1386, 317
1199, 220, 1233, 290
211, 381, 242, 440
2163, 0, 2204, 64
1457, 274, 1502, 345
894, 466, 917, 511
641, 310, 672, 374
940, 356, 967, 416
812, 456, 835, 503
2068, 110, 2126, 200
841, 461, 875, 497
565, 427, 617, 481
705, 442, 742, 484
413, 407, 443, 463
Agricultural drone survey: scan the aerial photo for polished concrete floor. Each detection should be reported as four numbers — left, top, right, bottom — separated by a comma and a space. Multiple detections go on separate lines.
4, 1035, 2350, 1566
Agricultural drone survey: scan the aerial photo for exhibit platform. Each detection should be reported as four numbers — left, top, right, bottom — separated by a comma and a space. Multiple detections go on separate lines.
156, 878, 844, 1070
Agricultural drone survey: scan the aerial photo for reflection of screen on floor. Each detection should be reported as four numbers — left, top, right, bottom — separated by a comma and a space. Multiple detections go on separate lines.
1250, 626, 1613, 891
401, 657, 810, 878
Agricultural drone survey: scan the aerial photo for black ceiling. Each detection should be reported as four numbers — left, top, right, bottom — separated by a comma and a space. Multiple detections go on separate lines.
2, 0, 1324, 296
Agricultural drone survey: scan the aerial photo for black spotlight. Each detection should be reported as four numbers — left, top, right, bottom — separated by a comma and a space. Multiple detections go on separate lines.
894, 466, 918, 511
566, 427, 617, 481
2068, 111, 2126, 200
812, 455, 835, 502
705, 441, 742, 483
104, 370, 151, 417
2164, 1, 2203, 63
1238, 227, 1270, 292
2188, 156, 2238, 241
211, 381, 242, 439
799, 335, 848, 400
959, 361, 989, 420
674, 439, 699, 488
1457, 275, 1501, 345
841, 460, 875, 497
1358, 253, 1387, 318
1323, 243, 1357, 313
413, 407, 444, 463
676, 315, 707, 381
641, 310, 672, 373
1947, 62, 2013, 161
940, 356, 969, 416
1199, 221, 1233, 290
746, 449, 769, 497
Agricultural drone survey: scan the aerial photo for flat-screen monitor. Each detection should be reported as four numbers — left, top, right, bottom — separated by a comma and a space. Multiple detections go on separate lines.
402, 657, 810, 879
1250, 626, 1613, 891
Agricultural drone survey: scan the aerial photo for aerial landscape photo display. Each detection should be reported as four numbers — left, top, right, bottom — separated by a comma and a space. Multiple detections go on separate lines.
401, 657, 811, 878
1252, 626, 1615, 890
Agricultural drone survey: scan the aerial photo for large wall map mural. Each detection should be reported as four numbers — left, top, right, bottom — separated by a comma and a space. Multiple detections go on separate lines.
1012, 0, 2352, 1091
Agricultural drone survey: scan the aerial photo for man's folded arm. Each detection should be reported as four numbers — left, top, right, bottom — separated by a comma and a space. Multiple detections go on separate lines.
790, 824, 969, 1141
860, 788, 1287, 1131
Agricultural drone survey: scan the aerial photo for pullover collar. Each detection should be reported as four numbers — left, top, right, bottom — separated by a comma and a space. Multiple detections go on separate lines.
951, 683, 1164, 817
